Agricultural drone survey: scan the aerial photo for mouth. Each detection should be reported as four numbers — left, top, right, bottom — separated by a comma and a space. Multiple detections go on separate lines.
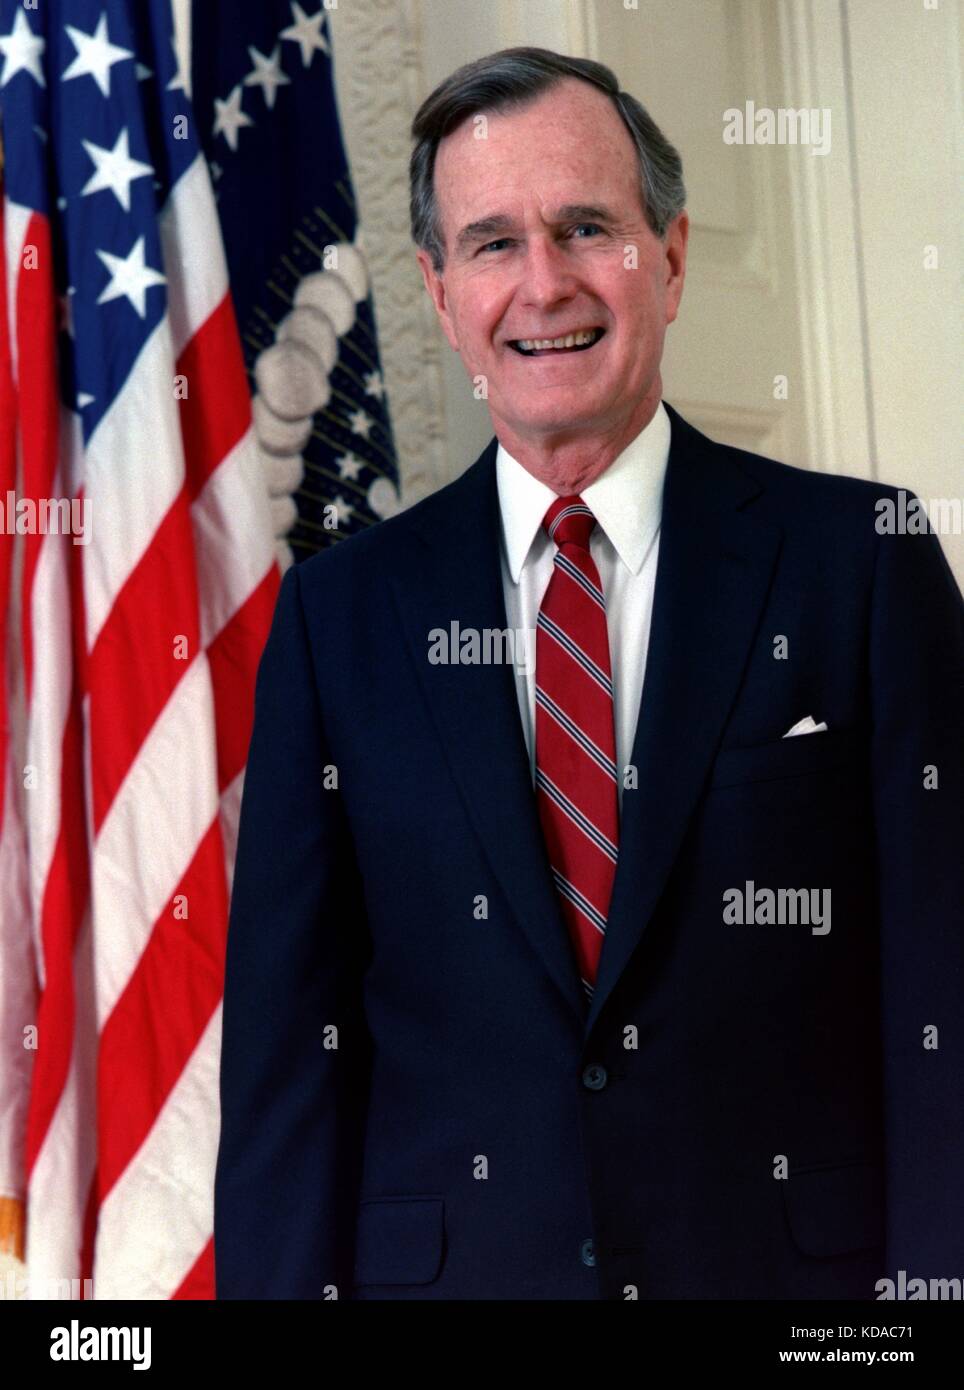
507, 327, 606, 357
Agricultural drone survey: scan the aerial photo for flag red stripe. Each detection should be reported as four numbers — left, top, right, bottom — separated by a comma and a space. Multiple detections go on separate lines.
86, 494, 201, 834
178, 295, 253, 501
173, 1237, 215, 1301
208, 565, 280, 788
13, 213, 59, 705
0, 192, 17, 837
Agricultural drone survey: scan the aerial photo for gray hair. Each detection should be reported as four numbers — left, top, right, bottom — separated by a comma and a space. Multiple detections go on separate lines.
410, 46, 686, 273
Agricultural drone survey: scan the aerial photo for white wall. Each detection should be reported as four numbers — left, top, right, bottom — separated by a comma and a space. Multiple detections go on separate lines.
844, 0, 963, 582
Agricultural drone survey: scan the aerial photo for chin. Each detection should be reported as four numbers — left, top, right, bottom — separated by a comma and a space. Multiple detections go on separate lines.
510, 397, 601, 427
511, 416, 590, 440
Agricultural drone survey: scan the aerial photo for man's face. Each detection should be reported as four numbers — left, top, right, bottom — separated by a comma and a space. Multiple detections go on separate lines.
416, 78, 688, 454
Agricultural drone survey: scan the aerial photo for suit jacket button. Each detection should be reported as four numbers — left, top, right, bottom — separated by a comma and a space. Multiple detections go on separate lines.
580, 1238, 596, 1267
582, 1063, 608, 1090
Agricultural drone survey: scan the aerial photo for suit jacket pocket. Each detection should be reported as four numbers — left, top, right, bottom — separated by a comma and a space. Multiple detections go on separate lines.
353, 1195, 445, 1286
708, 728, 864, 790
782, 1160, 884, 1258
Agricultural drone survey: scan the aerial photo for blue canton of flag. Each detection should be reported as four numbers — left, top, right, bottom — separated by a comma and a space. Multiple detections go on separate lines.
0, 0, 196, 437
191, 0, 401, 564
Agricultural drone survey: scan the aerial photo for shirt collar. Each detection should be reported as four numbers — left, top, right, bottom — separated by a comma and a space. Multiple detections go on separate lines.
495, 399, 671, 582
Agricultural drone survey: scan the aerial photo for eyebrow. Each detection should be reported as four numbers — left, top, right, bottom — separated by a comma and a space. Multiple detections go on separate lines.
453, 204, 619, 255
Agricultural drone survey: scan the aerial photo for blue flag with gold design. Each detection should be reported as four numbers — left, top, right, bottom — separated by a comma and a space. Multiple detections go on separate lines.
191, 0, 399, 564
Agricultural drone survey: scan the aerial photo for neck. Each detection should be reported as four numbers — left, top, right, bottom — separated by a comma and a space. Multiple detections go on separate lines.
492, 382, 662, 494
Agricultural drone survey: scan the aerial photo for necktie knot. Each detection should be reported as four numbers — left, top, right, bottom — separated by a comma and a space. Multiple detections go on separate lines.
543, 495, 596, 552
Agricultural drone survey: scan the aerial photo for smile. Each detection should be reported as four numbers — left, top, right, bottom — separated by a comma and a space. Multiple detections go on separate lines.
508, 327, 606, 356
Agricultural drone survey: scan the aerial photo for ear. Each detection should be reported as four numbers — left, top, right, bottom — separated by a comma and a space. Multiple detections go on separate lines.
416, 248, 460, 351
662, 211, 689, 325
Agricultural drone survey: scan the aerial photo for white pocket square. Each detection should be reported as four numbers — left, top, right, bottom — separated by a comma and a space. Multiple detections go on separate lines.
783, 715, 828, 738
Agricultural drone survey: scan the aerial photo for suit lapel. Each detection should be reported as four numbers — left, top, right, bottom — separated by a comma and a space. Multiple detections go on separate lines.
585, 405, 783, 1035
391, 443, 587, 1024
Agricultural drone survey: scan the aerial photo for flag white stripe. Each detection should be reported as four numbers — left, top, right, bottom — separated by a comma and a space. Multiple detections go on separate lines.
93, 1005, 222, 1299
92, 654, 219, 1030
159, 154, 229, 361
3, 201, 31, 384
23, 404, 88, 979
24, 911, 98, 1299
82, 321, 186, 651
23, 525, 73, 981
193, 428, 274, 648
0, 754, 34, 1200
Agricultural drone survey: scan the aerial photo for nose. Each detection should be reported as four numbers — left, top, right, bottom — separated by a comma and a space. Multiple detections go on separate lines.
517, 233, 581, 311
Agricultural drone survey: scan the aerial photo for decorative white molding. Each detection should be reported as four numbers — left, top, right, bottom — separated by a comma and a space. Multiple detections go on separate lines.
495, 0, 597, 51
775, 0, 873, 478
328, 0, 449, 508
670, 399, 787, 457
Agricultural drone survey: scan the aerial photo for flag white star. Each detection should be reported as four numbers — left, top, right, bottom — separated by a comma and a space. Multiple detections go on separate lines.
330, 495, 353, 527
62, 14, 133, 98
244, 44, 290, 109
166, 34, 189, 96
81, 129, 153, 212
281, 3, 330, 68
336, 452, 363, 481
348, 408, 374, 439
363, 370, 386, 401
213, 84, 253, 151
0, 9, 45, 88
96, 236, 165, 318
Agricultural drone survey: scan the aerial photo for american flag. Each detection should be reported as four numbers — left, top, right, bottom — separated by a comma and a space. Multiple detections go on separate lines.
0, 0, 278, 1299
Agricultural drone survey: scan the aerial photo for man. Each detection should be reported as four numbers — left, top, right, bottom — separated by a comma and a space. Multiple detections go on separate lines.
214, 48, 963, 1300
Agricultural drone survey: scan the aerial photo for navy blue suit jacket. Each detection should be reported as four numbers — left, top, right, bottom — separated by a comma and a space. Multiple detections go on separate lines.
214, 403, 963, 1299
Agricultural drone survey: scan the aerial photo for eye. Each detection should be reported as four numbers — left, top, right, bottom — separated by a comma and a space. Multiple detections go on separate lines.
570, 223, 603, 238
480, 238, 513, 253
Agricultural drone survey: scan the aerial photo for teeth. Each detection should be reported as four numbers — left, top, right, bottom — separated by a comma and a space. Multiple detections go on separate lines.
515, 329, 600, 352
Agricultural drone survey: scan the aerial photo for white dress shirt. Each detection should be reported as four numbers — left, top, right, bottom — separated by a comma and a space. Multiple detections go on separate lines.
496, 400, 671, 809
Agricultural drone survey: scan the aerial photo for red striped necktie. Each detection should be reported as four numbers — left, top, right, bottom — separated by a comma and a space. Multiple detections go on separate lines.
535, 495, 619, 1002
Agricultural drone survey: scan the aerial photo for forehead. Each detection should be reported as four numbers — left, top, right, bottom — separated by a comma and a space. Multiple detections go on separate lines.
432, 78, 641, 228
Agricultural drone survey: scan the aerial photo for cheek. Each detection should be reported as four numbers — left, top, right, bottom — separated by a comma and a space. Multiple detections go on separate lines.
453, 279, 502, 345
607, 252, 664, 308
